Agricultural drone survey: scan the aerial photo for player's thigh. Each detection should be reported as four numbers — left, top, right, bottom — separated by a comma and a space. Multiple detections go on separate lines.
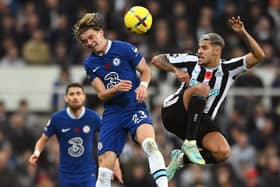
161, 94, 188, 140
98, 115, 127, 157
202, 131, 230, 153
135, 123, 155, 144
82, 175, 96, 187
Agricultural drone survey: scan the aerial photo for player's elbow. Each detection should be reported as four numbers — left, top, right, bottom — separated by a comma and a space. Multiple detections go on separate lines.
151, 56, 160, 67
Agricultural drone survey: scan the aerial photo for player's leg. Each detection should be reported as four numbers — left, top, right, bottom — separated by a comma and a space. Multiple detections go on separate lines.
135, 124, 168, 187
82, 174, 96, 187
96, 115, 126, 187
181, 83, 209, 165
200, 131, 231, 162
96, 151, 117, 187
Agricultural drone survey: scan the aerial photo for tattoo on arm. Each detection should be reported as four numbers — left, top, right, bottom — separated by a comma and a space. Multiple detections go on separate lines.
157, 55, 176, 72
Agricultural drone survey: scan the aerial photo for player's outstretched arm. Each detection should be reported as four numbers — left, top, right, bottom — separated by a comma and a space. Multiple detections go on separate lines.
28, 134, 49, 166
151, 54, 190, 83
228, 16, 265, 68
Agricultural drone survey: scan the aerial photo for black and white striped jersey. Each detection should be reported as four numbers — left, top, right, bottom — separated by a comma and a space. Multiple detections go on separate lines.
163, 53, 247, 119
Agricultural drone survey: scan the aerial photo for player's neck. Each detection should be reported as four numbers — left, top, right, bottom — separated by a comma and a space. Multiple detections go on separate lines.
206, 58, 220, 68
69, 108, 83, 118
96, 38, 108, 55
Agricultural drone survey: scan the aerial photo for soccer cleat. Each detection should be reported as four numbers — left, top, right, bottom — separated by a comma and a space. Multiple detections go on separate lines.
167, 149, 184, 181
181, 140, 205, 165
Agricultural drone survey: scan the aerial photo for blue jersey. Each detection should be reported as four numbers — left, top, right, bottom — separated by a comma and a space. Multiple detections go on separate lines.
44, 107, 101, 183
84, 40, 145, 114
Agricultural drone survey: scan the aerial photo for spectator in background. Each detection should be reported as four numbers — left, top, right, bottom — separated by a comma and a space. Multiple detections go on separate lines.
51, 67, 72, 112
17, 99, 41, 137
0, 44, 25, 67
228, 127, 257, 180
0, 142, 21, 187
22, 29, 51, 65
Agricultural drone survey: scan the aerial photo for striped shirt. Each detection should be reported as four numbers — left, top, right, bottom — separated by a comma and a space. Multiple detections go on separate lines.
163, 53, 247, 119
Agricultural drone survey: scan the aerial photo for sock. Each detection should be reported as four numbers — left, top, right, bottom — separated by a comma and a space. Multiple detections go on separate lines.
183, 150, 218, 164
142, 138, 168, 187
96, 167, 113, 187
186, 94, 207, 140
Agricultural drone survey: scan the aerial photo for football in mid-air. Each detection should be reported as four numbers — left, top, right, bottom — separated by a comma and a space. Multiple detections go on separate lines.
124, 6, 152, 34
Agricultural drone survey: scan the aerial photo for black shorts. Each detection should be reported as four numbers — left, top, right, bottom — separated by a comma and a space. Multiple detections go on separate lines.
161, 94, 221, 147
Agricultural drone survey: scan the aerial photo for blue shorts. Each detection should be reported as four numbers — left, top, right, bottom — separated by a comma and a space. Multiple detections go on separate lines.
97, 107, 153, 156
60, 175, 96, 187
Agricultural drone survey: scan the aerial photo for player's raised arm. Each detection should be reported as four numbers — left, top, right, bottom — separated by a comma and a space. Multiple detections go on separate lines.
28, 134, 49, 166
228, 16, 265, 68
151, 54, 190, 83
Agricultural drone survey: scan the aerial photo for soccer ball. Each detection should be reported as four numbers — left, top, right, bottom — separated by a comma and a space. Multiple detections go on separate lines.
124, 6, 152, 34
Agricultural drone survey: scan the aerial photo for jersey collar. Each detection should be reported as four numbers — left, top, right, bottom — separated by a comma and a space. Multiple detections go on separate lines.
66, 106, 85, 119
96, 40, 112, 56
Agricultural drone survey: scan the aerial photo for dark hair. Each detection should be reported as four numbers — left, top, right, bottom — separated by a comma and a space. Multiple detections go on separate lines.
73, 13, 104, 42
65, 83, 84, 94
200, 33, 225, 48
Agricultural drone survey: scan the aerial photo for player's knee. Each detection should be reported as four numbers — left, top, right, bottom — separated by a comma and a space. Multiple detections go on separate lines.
194, 84, 210, 97
214, 145, 231, 161
98, 151, 116, 169
141, 138, 159, 155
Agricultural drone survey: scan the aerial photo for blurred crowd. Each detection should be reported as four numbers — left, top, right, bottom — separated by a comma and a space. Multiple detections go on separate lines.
0, 0, 280, 187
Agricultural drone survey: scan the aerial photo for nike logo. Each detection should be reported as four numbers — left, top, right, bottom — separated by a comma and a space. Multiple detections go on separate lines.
62, 128, 71, 133
92, 66, 100, 73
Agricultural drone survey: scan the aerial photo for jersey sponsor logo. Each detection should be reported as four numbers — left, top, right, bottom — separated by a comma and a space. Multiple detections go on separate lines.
92, 66, 100, 73
68, 137, 84, 157
113, 58, 120, 66
83, 125, 90, 133
104, 72, 121, 89
62, 128, 71, 133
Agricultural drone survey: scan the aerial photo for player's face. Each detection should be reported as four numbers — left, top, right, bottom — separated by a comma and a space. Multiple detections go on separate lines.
80, 28, 105, 53
64, 87, 85, 110
197, 40, 219, 67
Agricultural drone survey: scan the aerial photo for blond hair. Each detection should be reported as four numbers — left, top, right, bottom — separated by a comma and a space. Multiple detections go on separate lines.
73, 13, 104, 42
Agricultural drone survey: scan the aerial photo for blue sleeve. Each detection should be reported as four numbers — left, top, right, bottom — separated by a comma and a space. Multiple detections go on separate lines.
123, 42, 143, 68
43, 117, 56, 137
96, 115, 102, 132
84, 58, 97, 82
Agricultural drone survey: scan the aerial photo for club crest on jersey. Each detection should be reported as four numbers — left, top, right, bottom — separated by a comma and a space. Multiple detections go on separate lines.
113, 58, 120, 66
83, 125, 90, 133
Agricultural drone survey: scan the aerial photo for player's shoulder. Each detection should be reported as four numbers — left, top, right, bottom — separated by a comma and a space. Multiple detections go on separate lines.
85, 108, 101, 119
112, 40, 136, 49
50, 109, 67, 121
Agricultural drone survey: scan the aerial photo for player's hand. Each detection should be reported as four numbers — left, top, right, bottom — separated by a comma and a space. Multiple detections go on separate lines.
228, 16, 246, 34
28, 154, 39, 166
135, 85, 148, 103
112, 160, 124, 184
115, 80, 132, 92
175, 68, 190, 83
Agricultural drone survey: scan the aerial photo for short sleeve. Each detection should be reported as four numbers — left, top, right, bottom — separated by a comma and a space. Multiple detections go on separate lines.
43, 118, 56, 137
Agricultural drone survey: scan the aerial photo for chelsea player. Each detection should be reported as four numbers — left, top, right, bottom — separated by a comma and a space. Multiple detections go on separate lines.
28, 83, 120, 187
73, 13, 168, 187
